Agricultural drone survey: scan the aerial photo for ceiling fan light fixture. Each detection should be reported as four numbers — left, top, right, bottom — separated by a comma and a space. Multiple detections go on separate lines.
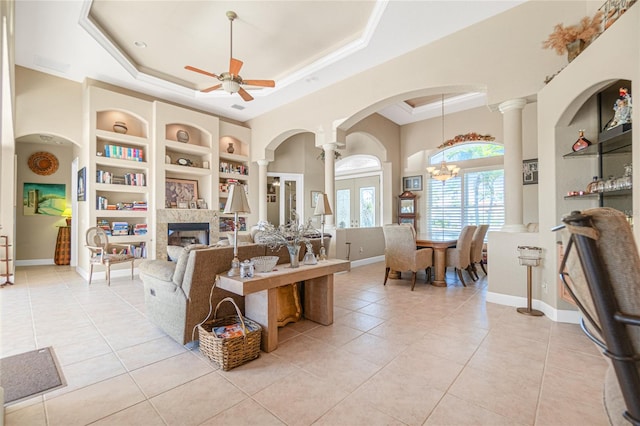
222, 79, 240, 94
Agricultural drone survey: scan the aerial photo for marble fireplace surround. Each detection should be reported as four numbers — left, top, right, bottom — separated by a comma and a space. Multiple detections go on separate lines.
156, 209, 218, 260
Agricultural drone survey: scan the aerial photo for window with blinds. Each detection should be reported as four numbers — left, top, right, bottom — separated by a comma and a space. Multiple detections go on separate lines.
428, 168, 504, 239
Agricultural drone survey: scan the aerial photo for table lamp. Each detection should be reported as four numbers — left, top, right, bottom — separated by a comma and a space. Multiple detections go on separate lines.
62, 207, 72, 226
224, 183, 251, 276
313, 193, 332, 261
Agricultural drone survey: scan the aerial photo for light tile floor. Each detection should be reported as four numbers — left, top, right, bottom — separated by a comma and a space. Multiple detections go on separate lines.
1, 262, 610, 426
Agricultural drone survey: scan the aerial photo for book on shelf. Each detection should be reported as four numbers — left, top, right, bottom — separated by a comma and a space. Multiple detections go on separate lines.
103, 144, 144, 162
111, 221, 130, 236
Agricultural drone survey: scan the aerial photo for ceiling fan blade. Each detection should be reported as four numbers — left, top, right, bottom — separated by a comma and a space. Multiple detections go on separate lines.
229, 58, 243, 76
201, 83, 222, 93
184, 65, 219, 79
242, 79, 275, 88
237, 87, 254, 102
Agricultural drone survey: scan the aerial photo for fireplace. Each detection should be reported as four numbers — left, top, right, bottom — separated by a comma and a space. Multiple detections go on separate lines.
156, 209, 218, 260
168, 222, 209, 247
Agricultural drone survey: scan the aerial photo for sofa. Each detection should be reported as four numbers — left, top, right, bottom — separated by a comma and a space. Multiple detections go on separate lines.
139, 237, 330, 345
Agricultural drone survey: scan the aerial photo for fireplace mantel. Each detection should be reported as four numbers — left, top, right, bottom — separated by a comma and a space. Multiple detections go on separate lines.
156, 209, 218, 260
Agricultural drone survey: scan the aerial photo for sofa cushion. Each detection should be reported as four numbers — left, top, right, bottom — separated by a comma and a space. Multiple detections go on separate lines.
227, 232, 253, 246
167, 245, 184, 262
173, 244, 208, 286
139, 259, 176, 282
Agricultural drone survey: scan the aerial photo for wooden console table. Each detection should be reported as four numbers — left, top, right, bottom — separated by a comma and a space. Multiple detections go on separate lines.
216, 259, 350, 352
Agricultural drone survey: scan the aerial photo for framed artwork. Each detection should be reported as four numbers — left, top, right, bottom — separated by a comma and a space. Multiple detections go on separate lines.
311, 190, 321, 208
77, 167, 86, 201
165, 178, 198, 207
523, 159, 538, 185
23, 183, 66, 216
403, 175, 423, 192
196, 199, 207, 209
189, 200, 197, 209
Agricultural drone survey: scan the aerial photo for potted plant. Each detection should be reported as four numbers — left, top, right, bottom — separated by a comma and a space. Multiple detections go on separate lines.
542, 12, 603, 62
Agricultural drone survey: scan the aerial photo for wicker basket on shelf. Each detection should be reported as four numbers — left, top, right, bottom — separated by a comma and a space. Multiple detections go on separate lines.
198, 297, 262, 371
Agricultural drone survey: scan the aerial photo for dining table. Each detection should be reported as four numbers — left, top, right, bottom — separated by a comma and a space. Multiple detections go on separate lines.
415, 234, 457, 287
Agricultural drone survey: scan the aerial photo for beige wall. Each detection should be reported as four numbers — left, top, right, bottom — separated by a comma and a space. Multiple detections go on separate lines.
15, 142, 73, 261
15, 67, 83, 145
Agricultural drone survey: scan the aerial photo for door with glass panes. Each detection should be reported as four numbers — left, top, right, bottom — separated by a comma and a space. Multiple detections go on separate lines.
335, 176, 380, 228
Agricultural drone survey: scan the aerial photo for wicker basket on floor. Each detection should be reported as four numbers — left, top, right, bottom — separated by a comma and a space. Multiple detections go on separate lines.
198, 297, 262, 371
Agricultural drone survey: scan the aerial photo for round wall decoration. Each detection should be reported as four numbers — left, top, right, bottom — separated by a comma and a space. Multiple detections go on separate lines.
28, 151, 59, 175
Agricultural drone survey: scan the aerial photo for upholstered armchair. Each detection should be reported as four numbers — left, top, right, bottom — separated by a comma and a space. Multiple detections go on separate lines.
445, 225, 476, 286
469, 224, 489, 279
85, 227, 135, 286
559, 208, 640, 425
382, 224, 433, 291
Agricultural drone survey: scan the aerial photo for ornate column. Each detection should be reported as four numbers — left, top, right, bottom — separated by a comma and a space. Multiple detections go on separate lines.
257, 159, 270, 222
322, 143, 338, 227
499, 99, 527, 232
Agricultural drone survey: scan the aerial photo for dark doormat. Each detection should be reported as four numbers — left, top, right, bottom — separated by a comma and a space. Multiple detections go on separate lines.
0, 346, 66, 404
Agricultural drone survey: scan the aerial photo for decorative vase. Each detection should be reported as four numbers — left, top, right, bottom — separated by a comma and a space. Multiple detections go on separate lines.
176, 129, 189, 143
566, 39, 585, 62
113, 121, 128, 134
227, 142, 235, 154
287, 244, 301, 268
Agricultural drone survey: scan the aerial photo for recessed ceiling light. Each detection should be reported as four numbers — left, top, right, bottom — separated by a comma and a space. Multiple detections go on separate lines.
305, 76, 319, 83
231, 104, 245, 110
134, 41, 147, 48
39, 134, 52, 142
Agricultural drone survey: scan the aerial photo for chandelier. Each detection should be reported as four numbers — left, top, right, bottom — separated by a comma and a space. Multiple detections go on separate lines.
427, 94, 459, 182
427, 160, 460, 181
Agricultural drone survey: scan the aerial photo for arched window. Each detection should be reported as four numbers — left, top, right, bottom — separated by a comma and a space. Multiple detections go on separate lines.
428, 142, 504, 239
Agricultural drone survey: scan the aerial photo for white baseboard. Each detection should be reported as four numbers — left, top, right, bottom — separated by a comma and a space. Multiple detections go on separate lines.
349, 255, 385, 268
15, 259, 55, 266
487, 291, 581, 324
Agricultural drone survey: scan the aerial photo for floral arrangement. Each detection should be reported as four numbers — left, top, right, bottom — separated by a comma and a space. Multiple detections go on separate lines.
542, 12, 603, 55
255, 214, 319, 254
438, 132, 495, 149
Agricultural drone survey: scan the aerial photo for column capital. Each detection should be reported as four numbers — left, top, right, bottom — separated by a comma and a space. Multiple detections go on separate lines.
498, 99, 527, 114
322, 143, 339, 151
256, 159, 270, 167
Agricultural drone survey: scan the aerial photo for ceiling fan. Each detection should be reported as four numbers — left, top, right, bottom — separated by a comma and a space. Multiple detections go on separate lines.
185, 11, 275, 102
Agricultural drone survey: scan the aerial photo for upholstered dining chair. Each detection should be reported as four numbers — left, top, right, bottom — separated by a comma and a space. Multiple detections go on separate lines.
558, 208, 640, 426
469, 224, 489, 280
85, 227, 135, 286
382, 224, 433, 291
445, 225, 476, 286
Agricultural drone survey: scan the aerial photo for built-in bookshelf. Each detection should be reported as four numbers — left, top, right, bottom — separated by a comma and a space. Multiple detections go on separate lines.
86, 86, 152, 273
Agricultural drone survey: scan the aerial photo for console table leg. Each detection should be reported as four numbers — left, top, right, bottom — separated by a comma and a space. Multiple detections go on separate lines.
246, 288, 278, 353
304, 275, 334, 325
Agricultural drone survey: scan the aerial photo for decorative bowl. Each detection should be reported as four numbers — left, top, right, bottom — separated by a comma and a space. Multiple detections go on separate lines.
251, 256, 279, 273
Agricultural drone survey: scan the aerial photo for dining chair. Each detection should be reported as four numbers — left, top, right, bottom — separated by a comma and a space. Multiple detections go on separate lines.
382, 224, 433, 291
445, 225, 476, 286
469, 224, 489, 279
85, 227, 135, 286
558, 207, 640, 425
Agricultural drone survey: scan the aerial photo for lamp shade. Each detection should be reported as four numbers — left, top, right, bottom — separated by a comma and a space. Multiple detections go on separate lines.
61, 207, 72, 218
224, 183, 251, 214
314, 193, 333, 216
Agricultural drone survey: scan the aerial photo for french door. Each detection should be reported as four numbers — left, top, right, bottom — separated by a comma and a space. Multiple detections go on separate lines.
335, 175, 380, 228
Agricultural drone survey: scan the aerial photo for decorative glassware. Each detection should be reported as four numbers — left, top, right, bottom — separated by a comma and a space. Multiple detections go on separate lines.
586, 176, 599, 193
287, 244, 301, 268
572, 129, 592, 152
